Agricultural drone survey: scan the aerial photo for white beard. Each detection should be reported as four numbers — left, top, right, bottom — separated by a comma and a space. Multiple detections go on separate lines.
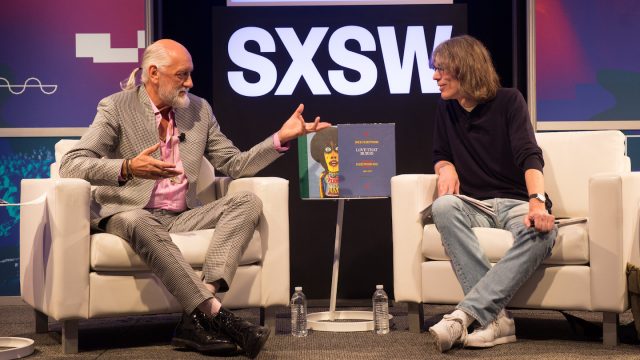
172, 91, 190, 108
160, 85, 190, 109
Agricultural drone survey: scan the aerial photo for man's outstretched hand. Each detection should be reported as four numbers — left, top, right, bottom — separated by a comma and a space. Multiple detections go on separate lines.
129, 143, 182, 180
277, 104, 331, 143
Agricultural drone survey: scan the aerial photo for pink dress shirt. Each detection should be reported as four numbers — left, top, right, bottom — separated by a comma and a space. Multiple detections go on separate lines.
120, 97, 290, 212
145, 103, 188, 212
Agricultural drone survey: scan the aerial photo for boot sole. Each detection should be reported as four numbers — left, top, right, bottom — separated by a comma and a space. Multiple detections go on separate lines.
171, 337, 238, 353
244, 327, 271, 359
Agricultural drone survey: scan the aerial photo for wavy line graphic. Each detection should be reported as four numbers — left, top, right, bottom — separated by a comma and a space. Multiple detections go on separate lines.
0, 77, 58, 95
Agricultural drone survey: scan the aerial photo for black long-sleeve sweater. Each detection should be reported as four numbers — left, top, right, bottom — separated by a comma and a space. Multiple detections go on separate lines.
432, 88, 544, 202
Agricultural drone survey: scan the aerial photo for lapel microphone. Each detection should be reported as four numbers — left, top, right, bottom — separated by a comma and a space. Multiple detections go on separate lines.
172, 110, 185, 142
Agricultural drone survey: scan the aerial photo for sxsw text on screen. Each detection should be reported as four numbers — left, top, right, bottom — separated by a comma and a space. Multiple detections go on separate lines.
226, 25, 453, 96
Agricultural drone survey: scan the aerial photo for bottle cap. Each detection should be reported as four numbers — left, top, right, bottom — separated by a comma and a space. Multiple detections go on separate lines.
295, 286, 302, 291
376, 284, 383, 290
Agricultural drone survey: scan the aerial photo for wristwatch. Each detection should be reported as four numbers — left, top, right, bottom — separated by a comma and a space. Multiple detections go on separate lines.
529, 193, 546, 203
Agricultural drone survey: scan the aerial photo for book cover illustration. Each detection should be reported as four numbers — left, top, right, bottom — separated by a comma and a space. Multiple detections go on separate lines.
298, 126, 340, 198
298, 123, 395, 199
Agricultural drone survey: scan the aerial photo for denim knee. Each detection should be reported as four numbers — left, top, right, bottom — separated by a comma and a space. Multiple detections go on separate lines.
431, 195, 463, 223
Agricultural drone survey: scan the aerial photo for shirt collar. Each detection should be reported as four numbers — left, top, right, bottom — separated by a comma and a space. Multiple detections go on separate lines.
143, 86, 175, 118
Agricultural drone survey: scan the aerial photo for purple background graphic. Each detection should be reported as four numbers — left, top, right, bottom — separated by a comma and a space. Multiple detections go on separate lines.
0, 0, 145, 128
0, 0, 145, 295
536, 0, 640, 122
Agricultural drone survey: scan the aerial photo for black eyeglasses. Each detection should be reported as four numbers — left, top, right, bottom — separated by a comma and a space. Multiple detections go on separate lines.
432, 66, 446, 74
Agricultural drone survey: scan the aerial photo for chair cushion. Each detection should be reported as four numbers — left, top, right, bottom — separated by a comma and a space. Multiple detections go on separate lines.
90, 229, 262, 271
422, 221, 589, 265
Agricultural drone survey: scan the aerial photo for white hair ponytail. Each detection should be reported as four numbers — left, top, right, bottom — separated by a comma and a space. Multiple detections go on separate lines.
120, 67, 141, 90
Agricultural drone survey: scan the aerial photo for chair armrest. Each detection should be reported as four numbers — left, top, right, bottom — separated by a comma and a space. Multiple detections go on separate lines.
391, 174, 438, 303
226, 177, 290, 307
589, 172, 640, 312
20, 178, 91, 320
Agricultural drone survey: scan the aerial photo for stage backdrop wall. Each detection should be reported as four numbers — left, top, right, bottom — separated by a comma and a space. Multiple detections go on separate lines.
162, 1, 469, 301
0, 0, 522, 300
0, 0, 146, 295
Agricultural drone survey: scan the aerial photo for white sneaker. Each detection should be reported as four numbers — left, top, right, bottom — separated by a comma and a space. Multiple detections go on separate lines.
465, 312, 516, 348
428, 314, 468, 352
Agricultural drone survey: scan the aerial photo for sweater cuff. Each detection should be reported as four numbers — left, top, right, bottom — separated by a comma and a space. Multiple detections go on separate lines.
523, 156, 544, 172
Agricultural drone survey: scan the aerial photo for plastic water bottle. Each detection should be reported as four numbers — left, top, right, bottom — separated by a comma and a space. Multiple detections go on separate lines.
372, 284, 390, 334
290, 286, 308, 337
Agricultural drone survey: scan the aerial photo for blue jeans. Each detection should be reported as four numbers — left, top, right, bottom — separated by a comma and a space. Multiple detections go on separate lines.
431, 195, 556, 327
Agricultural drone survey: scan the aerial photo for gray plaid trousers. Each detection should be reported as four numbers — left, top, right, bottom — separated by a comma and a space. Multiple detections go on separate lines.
104, 191, 262, 314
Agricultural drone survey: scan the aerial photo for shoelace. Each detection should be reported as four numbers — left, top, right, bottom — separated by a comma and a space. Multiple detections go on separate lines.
490, 319, 502, 337
219, 312, 256, 334
441, 314, 464, 341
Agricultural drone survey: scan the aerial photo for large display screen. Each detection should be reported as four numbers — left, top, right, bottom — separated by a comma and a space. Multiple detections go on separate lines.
535, 0, 640, 129
0, 0, 145, 129
0, 0, 146, 296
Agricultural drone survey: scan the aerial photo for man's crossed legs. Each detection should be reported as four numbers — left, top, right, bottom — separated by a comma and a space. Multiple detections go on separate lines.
104, 191, 269, 358
428, 195, 556, 352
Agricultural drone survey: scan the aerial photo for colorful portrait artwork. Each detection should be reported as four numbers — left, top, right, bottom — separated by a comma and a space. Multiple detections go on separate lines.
310, 127, 339, 198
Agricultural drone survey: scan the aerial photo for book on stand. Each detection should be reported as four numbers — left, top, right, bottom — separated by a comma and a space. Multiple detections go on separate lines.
298, 123, 396, 199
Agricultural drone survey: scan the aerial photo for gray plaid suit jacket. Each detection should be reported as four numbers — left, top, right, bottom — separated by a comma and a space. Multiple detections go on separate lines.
59, 85, 282, 224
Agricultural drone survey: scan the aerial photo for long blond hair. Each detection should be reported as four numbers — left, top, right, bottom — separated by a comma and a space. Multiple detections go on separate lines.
432, 35, 500, 103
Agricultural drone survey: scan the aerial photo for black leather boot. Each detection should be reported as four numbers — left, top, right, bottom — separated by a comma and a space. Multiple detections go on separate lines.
210, 308, 271, 358
171, 309, 237, 353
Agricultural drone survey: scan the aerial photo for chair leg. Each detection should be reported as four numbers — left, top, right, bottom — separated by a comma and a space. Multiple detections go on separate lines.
407, 302, 424, 333
260, 307, 277, 335
602, 312, 619, 346
62, 319, 79, 354
34, 309, 48, 333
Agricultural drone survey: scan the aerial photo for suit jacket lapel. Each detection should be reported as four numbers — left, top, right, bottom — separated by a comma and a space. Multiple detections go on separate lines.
174, 106, 200, 180
136, 86, 162, 159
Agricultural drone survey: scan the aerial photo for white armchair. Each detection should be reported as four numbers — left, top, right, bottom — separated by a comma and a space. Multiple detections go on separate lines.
391, 130, 640, 345
20, 140, 290, 353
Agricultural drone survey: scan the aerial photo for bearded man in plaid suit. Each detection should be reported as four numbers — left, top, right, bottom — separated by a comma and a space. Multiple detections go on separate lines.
60, 39, 329, 358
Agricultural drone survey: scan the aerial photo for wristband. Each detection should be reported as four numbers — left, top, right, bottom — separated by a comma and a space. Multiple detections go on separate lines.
126, 159, 134, 180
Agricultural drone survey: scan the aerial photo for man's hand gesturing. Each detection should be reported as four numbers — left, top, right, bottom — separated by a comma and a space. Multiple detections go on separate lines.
129, 143, 182, 180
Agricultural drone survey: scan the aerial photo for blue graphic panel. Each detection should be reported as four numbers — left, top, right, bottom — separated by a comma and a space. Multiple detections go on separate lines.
625, 135, 640, 172
0, 138, 71, 295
